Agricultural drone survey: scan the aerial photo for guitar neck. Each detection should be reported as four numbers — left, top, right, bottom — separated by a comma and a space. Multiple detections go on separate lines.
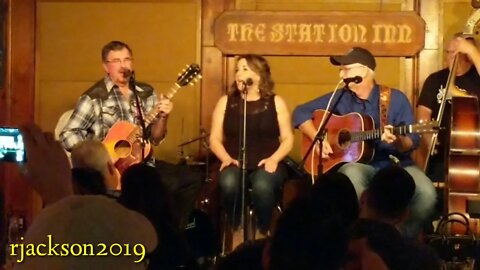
351, 125, 413, 142
143, 83, 181, 126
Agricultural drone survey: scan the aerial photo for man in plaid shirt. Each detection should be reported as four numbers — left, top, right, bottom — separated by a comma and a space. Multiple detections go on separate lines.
60, 40, 172, 151
58, 41, 204, 230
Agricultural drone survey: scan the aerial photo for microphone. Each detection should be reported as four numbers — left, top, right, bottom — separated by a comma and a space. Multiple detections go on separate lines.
122, 68, 133, 78
128, 70, 135, 90
240, 78, 254, 87
343, 76, 362, 85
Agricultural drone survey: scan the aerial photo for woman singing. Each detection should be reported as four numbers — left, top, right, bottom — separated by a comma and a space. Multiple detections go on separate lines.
209, 54, 294, 237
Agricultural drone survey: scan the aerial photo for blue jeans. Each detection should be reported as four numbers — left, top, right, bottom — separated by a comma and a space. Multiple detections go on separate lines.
219, 166, 285, 232
338, 163, 436, 238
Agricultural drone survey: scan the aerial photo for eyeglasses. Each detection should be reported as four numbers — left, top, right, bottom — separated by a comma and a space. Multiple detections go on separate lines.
105, 57, 133, 65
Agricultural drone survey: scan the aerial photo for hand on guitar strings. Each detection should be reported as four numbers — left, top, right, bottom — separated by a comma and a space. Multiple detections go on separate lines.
315, 138, 333, 159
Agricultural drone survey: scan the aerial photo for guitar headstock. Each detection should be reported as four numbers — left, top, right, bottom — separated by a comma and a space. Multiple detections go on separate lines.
412, 120, 440, 134
177, 64, 202, 87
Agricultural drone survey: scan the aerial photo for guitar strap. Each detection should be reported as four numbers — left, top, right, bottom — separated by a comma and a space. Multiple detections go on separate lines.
379, 85, 392, 127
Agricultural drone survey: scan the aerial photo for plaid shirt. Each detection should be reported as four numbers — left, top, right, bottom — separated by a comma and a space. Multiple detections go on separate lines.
60, 76, 158, 151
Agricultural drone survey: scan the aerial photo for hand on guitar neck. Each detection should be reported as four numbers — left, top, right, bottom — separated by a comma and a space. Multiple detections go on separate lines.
381, 125, 397, 144
150, 94, 173, 144
381, 125, 413, 153
156, 93, 173, 115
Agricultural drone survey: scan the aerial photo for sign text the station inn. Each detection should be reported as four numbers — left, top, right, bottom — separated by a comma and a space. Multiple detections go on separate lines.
214, 11, 426, 56
227, 23, 412, 44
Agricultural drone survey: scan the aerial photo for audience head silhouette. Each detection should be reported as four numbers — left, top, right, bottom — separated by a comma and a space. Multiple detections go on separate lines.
313, 171, 359, 227
70, 139, 120, 190
71, 167, 107, 195
269, 196, 348, 270
360, 166, 415, 225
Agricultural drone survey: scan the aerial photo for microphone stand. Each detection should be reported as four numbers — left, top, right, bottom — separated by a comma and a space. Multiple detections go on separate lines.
200, 128, 212, 184
236, 82, 253, 243
300, 82, 350, 178
130, 71, 148, 163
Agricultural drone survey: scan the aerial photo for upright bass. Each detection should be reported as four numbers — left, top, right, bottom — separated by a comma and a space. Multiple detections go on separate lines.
425, 7, 480, 233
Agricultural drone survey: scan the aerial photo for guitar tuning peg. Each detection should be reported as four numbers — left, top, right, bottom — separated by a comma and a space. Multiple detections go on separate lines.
178, 73, 181, 76
189, 82, 194, 86
198, 75, 203, 79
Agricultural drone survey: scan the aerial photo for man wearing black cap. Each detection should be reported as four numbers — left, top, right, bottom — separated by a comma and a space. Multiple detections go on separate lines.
292, 47, 436, 240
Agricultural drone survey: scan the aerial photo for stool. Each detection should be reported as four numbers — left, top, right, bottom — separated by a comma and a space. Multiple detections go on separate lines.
217, 157, 310, 255
220, 187, 282, 254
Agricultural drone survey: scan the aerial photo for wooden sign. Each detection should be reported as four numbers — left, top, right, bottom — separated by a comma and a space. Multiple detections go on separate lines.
214, 11, 426, 56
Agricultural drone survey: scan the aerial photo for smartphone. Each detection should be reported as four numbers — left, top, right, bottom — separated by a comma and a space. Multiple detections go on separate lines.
0, 127, 26, 163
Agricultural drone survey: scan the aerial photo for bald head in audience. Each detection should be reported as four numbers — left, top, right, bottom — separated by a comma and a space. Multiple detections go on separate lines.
70, 139, 120, 191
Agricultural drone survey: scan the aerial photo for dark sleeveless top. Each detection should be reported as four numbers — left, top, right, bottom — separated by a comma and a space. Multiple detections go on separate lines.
223, 94, 280, 170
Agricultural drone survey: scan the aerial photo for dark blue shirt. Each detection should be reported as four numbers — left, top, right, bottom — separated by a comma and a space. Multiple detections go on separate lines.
292, 84, 419, 169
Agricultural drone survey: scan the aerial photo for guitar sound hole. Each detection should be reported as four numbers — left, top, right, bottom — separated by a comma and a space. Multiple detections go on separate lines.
114, 140, 131, 158
338, 130, 352, 149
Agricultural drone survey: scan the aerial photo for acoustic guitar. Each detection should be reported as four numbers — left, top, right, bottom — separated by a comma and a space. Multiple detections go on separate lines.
103, 64, 201, 173
302, 110, 439, 175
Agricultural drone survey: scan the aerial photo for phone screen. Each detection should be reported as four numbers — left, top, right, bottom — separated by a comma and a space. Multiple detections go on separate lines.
0, 127, 26, 163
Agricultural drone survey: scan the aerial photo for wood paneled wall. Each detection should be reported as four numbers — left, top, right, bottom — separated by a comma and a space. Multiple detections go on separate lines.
0, 0, 37, 226
0, 0, 477, 229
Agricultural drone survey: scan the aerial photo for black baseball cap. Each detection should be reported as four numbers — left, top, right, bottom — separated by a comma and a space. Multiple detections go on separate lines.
330, 47, 376, 71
